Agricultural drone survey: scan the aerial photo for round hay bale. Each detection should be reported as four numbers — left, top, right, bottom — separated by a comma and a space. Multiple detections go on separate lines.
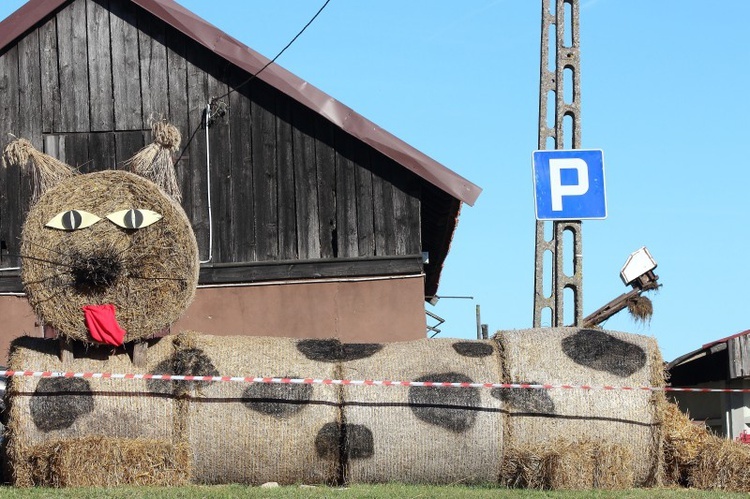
495, 327, 664, 488
20, 170, 199, 345
171, 333, 340, 485
4, 335, 178, 486
339, 338, 503, 484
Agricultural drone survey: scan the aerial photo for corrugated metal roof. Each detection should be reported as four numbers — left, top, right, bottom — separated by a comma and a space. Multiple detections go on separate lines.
0, 0, 482, 206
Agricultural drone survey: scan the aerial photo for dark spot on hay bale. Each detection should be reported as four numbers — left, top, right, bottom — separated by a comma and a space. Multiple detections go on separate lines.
314, 422, 374, 461
241, 378, 313, 417
147, 359, 176, 395
146, 347, 219, 396
491, 382, 555, 413
408, 372, 479, 433
345, 424, 374, 460
452, 341, 494, 357
30, 377, 94, 432
561, 329, 647, 377
314, 422, 340, 460
296, 339, 383, 362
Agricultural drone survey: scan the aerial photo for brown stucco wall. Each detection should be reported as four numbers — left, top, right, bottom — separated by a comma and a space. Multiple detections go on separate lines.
0, 275, 427, 363
174, 275, 427, 342
0, 295, 41, 362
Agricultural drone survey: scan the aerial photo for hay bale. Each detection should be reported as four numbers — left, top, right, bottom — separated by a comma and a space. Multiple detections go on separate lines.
688, 438, 750, 491
20, 170, 199, 345
662, 401, 750, 491
500, 444, 552, 489
500, 440, 634, 490
495, 328, 664, 488
172, 333, 340, 485
25, 436, 190, 487
661, 401, 712, 485
5, 335, 178, 486
339, 338, 503, 484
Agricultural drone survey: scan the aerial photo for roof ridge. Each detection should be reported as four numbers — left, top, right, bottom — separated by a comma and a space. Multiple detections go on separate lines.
0, 0, 481, 205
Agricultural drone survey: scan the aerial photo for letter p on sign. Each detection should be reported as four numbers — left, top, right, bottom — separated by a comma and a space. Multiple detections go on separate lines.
532, 149, 606, 220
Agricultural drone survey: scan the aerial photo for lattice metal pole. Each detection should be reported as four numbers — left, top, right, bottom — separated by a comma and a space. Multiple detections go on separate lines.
533, 0, 583, 327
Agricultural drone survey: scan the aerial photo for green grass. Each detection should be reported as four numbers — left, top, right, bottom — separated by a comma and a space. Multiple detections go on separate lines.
0, 485, 744, 499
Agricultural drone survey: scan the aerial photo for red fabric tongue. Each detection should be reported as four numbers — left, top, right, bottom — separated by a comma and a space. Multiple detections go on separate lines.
83, 304, 126, 346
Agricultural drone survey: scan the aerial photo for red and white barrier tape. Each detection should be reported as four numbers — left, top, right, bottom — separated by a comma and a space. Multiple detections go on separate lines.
0, 369, 743, 393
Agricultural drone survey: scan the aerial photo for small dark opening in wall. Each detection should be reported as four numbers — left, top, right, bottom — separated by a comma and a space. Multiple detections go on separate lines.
0, 241, 7, 250
331, 222, 338, 258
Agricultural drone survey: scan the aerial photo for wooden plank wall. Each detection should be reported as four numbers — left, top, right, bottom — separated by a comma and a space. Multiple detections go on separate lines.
0, 0, 421, 275
729, 335, 750, 380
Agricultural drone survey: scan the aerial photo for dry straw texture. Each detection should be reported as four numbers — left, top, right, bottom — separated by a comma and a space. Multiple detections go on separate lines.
662, 401, 750, 491
24, 436, 190, 487
21, 170, 199, 345
125, 120, 182, 202
495, 327, 665, 488
500, 440, 634, 490
627, 295, 654, 324
171, 333, 340, 485
2, 137, 77, 204
5, 335, 177, 486
340, 338, 503, 485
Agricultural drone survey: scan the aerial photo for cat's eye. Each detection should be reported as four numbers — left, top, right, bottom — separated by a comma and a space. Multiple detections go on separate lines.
106, 209, 162, 229
46, 210, 102, 231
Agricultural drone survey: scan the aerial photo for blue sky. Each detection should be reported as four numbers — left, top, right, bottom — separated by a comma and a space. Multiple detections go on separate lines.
1, 1, 748, 362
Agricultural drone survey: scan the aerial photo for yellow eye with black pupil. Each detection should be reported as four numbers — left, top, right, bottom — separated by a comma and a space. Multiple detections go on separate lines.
46, 210, 101, 230
106, 209, 162, 229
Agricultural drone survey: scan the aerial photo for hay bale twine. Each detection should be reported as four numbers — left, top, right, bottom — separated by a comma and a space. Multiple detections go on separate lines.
495, 327, 664, 489
4, 335, 178, 486
339, 338, 503, 484
21, 170, 199, 345
171, 333, 340, 485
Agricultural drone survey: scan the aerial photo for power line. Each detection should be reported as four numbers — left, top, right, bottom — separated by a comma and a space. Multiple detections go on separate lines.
174, 0, 333, 165
211, 0, 332, 104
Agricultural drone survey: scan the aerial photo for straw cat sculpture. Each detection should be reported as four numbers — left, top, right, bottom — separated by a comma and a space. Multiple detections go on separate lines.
2, 123, 198, 364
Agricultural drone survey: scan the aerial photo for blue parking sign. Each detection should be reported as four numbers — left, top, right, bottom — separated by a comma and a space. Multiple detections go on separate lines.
533, 149, 606, 220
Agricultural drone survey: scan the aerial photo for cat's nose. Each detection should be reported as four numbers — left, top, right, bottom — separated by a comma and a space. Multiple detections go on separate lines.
71, 253, 122, 294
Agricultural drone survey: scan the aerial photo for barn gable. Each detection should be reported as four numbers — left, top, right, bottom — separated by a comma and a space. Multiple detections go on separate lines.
0, 0, 481, 347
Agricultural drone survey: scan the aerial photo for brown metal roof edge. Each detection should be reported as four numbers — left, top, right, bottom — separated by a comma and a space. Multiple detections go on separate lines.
0, 0, 67, 51
426, 200, 462, 297
131, 0, 482, 206
667, 329, 750, 370
0, 0, 481, 205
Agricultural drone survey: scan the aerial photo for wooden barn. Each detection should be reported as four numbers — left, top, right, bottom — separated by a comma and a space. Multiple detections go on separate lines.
668, 330, 750, 440
0, 0, 481, 359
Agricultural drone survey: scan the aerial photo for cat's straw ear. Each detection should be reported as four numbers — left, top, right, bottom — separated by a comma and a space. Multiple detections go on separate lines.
125, 119, 182, 202
2, 136, 78, 204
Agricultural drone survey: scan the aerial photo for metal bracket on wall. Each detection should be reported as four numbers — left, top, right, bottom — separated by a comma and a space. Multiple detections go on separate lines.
533, 0, 583, 328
